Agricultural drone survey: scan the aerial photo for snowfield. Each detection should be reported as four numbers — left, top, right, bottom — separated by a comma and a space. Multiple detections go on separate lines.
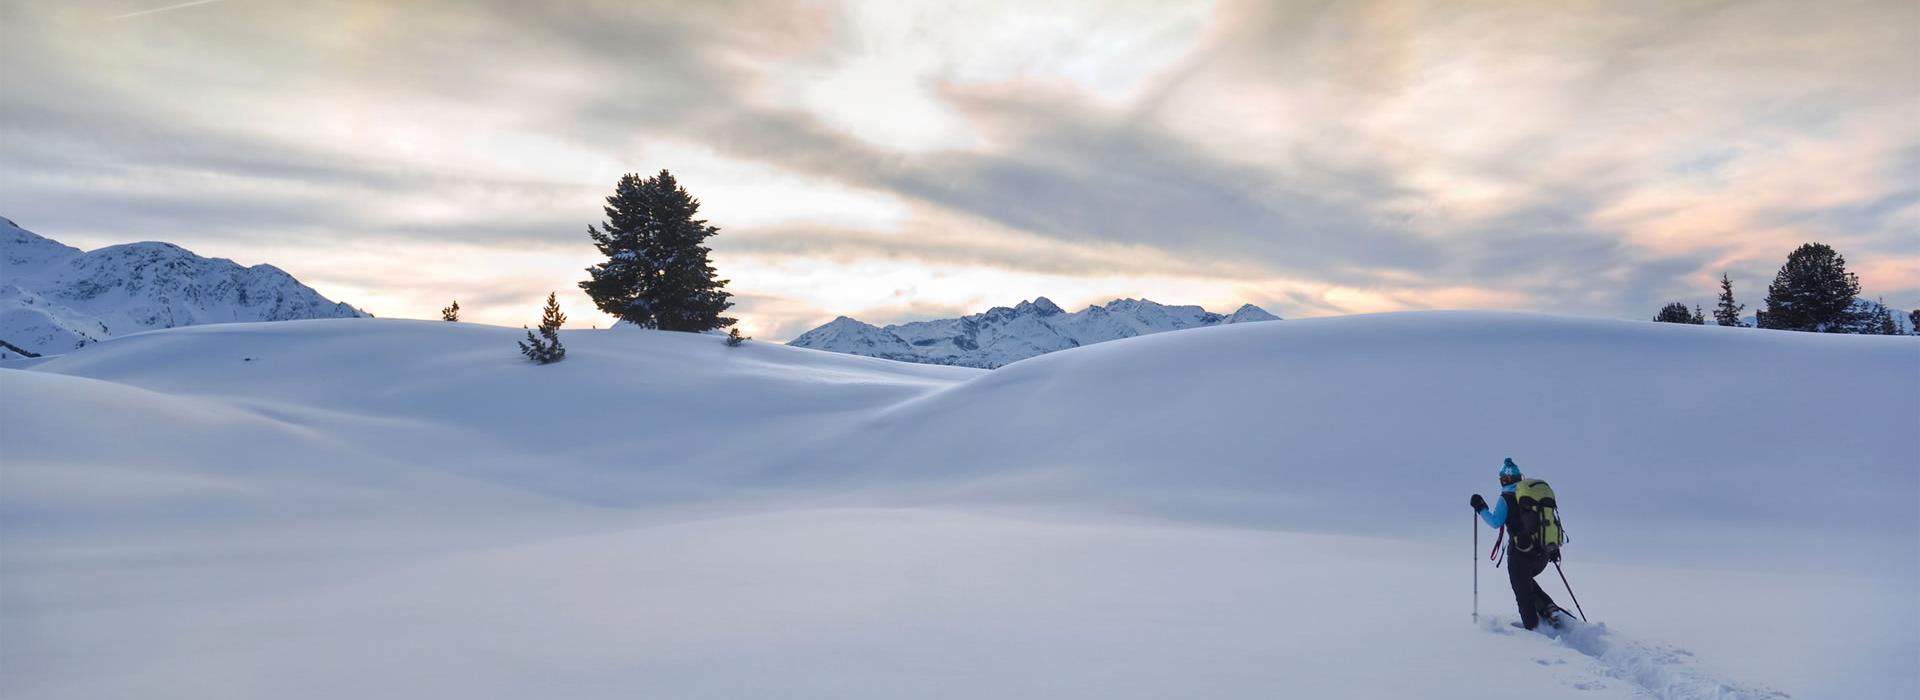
2, 313, 1915, 699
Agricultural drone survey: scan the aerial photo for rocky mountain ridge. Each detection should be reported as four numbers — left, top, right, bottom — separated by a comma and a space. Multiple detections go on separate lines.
1, 216, 367, 358
788, 296, 1280, 368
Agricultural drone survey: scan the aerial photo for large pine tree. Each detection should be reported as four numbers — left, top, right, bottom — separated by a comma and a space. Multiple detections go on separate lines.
1712, 274, 1746, 327
580, 170, 735, 332
1757, 243, 1860, 332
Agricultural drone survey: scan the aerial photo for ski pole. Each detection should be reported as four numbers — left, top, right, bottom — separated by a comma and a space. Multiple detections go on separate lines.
1553, 561, 1588, 622
1472, 511, 1479, 624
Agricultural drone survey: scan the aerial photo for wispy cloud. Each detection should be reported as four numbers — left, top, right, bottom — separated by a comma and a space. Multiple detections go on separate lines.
107, 0, 228, 22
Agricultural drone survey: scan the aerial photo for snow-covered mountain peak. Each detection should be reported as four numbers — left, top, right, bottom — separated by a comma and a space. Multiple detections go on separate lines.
1013, 296, 1064, 316
806, 315, 878, 336
2, 217, 83, 278
786, 315, 916, 357
1227, 303, 1281, 323
0, 217, 369, 358
789, 297, 1282, 368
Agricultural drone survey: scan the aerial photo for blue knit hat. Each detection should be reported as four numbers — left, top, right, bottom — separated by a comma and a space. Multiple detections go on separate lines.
1499, 458, 1522, 480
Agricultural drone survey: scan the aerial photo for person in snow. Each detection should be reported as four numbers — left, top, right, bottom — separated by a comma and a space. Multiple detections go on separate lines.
1471, 458, 1569, 630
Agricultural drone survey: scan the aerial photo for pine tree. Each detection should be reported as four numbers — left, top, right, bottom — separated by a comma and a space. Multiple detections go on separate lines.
1713, 274, 1746, 327
1654, 302, 1701, 324
1692, 305, 1706, 324
441, 300, 460, 322
580, 170, 736, 332
1854, 298, 1900, 335
1758, 243, 1860, 332
518, 292, 566, 364
724, 327, 749, 347
1910, 309, 1919, 335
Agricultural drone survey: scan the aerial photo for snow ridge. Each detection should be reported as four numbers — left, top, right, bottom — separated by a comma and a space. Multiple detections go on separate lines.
0, 217, 367, 357
787, 296, 1281, 368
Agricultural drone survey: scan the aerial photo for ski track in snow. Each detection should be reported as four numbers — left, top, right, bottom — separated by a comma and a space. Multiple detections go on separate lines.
1487, 617, 1790, 700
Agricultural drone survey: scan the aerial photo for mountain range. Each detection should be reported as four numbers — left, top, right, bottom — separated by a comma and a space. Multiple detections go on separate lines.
1, 216, 367, 358
787, 296, 1280, 368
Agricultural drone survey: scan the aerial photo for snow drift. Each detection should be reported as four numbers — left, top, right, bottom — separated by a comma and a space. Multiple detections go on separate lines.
790, 312, 1916, 569
2, 312, 1915, 699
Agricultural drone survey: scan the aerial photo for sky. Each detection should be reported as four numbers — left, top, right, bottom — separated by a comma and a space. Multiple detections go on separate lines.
3, 0, 1916, 339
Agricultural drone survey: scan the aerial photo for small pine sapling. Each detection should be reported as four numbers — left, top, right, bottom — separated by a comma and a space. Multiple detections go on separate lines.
442, 300, 460, 322
1872, 298, 1899, 335
1713, 274, 1746, 327
725, 327, 749, 347
519, 293, 567, 364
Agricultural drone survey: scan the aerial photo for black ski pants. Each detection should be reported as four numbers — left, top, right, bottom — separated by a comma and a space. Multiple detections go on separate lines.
1507, 549, 1559, 629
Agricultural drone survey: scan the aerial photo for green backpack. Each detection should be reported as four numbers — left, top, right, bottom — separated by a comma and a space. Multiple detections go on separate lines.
1510, 479, 1566, 559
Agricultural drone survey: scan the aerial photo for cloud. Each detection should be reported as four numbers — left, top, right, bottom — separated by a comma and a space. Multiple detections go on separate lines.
3, 0, 1916, 338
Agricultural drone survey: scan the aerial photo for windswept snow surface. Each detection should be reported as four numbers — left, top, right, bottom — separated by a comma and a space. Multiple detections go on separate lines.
2, 312, 1915, 699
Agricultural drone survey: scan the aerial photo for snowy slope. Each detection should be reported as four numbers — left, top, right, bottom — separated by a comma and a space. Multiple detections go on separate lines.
0, 217, 366, 356
796, 313, 1917, 553
0, 284, 108, 358
788, 296, 1280, 367
3, 314, 1915, 699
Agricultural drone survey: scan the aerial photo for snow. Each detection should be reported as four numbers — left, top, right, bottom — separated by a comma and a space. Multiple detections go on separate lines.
2, 312, 1915, 699
1506, 617, 1791, 699
0, 284, 107, 357
788, 296, 1281, 367
0, 218, 367, 356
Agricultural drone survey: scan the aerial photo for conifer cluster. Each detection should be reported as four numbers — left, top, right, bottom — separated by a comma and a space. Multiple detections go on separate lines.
1653, 302, 1704, 324
1655, 243, 1912, 334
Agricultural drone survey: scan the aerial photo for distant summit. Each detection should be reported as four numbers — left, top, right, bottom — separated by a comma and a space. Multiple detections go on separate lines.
1, 217, 367, 358
788, 297, 1281, 368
